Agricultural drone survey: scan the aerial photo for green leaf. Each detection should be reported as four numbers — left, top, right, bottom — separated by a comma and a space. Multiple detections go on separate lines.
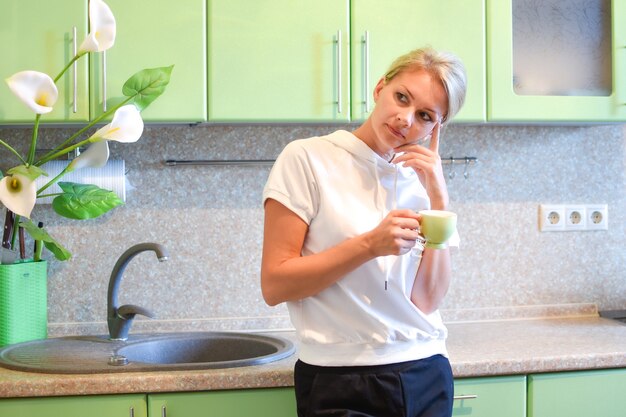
43, 240, 72, 261
51, 182, 124, 220
19, 219, 72, 261
122, 65, 174, 111
7, 164, 47, 180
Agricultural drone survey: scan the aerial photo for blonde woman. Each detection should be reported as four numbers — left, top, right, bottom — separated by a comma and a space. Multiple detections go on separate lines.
262, 47, 467, 417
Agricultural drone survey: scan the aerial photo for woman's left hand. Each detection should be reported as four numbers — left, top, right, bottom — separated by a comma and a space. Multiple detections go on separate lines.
392, 122, 449, 210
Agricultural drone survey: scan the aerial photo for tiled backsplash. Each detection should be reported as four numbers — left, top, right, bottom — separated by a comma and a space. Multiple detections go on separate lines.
0, 123, 624, 335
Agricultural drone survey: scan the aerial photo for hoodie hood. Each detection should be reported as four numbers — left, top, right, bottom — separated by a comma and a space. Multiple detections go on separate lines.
322, 130, 392, 167
321, 130, 425, 206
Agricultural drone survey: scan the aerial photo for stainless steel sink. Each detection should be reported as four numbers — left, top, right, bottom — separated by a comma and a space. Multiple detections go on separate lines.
0, 332, 295, 374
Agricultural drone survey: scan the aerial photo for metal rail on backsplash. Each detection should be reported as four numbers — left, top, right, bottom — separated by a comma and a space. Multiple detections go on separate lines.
164, 156, 478, 167
164, 159, 275, 166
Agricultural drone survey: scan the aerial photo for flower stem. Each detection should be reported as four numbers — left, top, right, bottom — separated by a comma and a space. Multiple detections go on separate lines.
10, 214, 20, 250
36, 192, 63, 199
0, 139, 27, 164
37, 137, 96, 167
35, 96, 134, 166
34, 239, 43, 262
53, 53, 83, 83
27, 114, 41, 165
37, 164, 71, 195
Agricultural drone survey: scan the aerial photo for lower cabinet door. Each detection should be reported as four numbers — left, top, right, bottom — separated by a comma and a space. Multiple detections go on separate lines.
148, 388, 297, 417
0, 394, 147, 417
528, 369, 626, 417
453, 376, 527, 417
148, 378, 527, 417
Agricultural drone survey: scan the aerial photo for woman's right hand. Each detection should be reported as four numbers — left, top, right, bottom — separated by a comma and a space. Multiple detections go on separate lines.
365, 209, 422, 257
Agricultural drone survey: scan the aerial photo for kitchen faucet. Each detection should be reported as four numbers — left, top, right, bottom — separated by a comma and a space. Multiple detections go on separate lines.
107, 242, 169, 340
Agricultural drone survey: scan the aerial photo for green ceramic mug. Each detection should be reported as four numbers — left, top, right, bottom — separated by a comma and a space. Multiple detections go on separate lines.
418, 210, 457, 249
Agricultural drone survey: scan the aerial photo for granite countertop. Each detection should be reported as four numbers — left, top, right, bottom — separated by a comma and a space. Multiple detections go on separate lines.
1, 314, 626, 398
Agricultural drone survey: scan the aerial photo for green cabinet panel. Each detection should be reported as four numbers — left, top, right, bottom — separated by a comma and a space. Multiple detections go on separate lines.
208, 0, 350, 122
90, 0, 207, 122
0, 394, 147, 417
148, 387, 297, 417
453, 375, 526, 417
487, 0, 626, 122
350, 0, 486, 123
0, 0, 89, 123
528, 369, 626, 417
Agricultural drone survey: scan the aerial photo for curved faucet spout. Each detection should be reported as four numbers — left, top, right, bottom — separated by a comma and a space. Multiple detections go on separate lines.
107, 242, 169, 340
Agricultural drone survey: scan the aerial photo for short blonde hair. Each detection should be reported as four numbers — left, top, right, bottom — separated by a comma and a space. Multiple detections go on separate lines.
383, 47, 467, 124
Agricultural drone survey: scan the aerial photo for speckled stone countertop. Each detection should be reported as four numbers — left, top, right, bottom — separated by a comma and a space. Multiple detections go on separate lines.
1, 315, 626, 398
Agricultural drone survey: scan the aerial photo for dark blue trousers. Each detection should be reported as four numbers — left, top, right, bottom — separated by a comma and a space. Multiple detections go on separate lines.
294, 355, 453, 417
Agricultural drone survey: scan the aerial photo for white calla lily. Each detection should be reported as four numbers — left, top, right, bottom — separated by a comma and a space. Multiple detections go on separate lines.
79, 0, 116, 53
5, 71, 58, 114
90, 105, 144, 143
67, 141, 110, 172
0, 174, 37, 218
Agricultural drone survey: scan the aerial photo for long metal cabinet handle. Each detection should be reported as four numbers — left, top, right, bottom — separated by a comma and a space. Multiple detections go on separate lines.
336, 30, 342, 114
129, 406, 134, 417
102, 50, 108, 112
453, 394, 478, 400
161, 405, 167, 417
363, 30, 370, 113
72, 26, 77, 113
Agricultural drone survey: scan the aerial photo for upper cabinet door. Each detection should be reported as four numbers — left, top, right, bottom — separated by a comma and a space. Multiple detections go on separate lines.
90, 0, 207, 122
208, 0, 350, 122
350, 0, 486, 123
487, 0, 626, 122
0, 0, 89, 123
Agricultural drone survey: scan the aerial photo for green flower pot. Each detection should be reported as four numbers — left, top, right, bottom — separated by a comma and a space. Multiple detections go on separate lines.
0, 260, 47, 347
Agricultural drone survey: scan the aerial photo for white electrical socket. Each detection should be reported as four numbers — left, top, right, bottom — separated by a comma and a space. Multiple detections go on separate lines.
539, 205, 565, 231
586, 204, 608, 230
539, 204, 609, 232
564, 206, 586, 231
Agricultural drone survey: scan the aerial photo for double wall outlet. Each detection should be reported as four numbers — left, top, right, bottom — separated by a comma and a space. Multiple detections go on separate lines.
539, 204, 608, 232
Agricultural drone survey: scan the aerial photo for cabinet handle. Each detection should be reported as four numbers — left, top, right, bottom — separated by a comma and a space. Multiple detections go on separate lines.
102, 50, 108, 112
453, 394, 478, 400
72, 26, 77, 114
335, 30, 342, 114
363, 30, 370, 113
161, 405, 167, 417
129, 406, 134, 417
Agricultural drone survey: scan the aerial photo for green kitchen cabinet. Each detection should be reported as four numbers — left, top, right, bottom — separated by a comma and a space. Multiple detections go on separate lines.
528, 369, 626, 417
0, 394, 147, 417
487, 0, 626, 122
350, 0, 486, 123
0, 0, 89, 123
148, 378, 526, 417
453, 375, 526, 417
90, 0, 207, 122
148, 387, 297, 417
208, 0, 350, 122
209, 0, 484, 123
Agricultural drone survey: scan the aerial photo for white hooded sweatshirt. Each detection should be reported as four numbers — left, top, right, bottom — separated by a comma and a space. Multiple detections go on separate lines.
263, 130, 451, 366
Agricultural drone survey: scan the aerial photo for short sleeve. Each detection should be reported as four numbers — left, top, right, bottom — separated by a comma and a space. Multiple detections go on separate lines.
263, 139, 320, 225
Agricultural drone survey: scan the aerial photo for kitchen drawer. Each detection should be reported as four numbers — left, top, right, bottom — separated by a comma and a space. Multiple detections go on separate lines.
528, 369, 626, 417
453, 375, 526, 417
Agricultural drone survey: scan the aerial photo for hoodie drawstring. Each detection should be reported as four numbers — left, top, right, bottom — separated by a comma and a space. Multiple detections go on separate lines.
384, 165, 399, 290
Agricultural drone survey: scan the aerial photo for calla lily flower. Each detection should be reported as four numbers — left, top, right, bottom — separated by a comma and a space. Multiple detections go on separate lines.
0, 174, 37, 218
79, 0, 116, 53
5, 71, 58, 114
67, 141, 110, 172
90, 105, 144, 143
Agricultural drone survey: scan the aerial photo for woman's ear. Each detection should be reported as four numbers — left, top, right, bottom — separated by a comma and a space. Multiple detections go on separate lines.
373, 77, 386, 102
